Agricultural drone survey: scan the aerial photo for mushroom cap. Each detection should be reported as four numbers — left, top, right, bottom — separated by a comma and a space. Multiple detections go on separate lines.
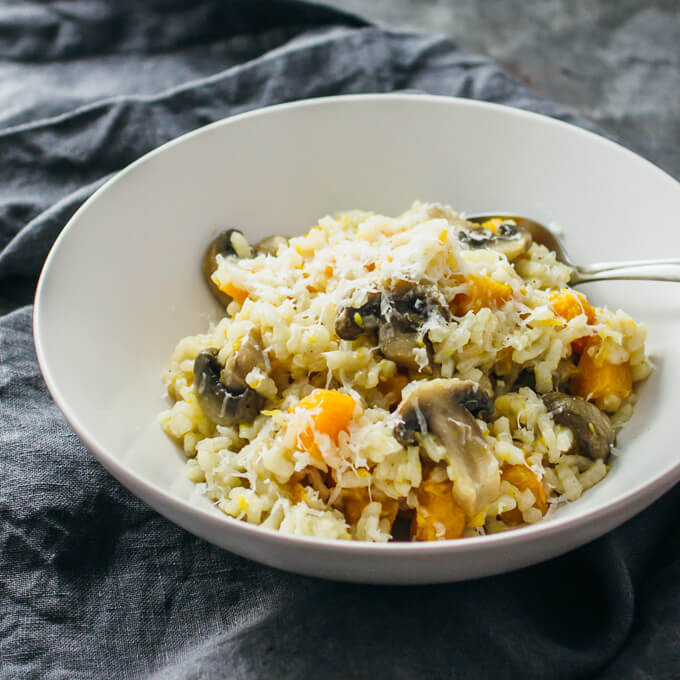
333, 280, 448, 374
193, 336, 266, 426
335, 291, 382, 340
543, 392, 615, 460
378, 280, 448, 373
222, 329, 267, 391
394, 378, 492, 446
393, 378, 499, 517
378, 323, 428, 373
202, 229, 250, 306
457, 220, 532, 261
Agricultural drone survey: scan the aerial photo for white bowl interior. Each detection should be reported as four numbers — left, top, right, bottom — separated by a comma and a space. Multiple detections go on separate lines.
35, 95, 680, 582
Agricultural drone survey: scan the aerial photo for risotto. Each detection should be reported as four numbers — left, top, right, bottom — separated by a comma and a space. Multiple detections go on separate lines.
159, 202, 650, 542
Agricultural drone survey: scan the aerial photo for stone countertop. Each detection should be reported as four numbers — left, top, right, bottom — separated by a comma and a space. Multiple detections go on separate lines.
321, 0, 680, 180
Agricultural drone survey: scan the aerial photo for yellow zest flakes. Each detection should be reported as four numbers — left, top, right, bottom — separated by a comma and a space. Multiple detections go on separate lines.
238, 497, 249, 512
468, 510, 487, 528
246, 373, 263, 389
534, 316, 564, 328
480, 218, 503, 233
354, 312, 365, 329
304, 225, 321, 238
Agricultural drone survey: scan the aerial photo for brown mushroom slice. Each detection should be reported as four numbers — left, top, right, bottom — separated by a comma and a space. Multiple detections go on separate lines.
202, 229, 252, 306
378, 323, 426, 373
334, 280, 448, 373
394, 379, 500, 517
193, 330, 268, 426
378, 280, 449, 373
543, 392, 615, 460
457, 220, 532, 261
222, 329, 268, 391
335, 292, 382, 340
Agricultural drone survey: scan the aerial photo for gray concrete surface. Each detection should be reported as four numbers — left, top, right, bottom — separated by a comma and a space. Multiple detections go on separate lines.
321, 0, 680, 180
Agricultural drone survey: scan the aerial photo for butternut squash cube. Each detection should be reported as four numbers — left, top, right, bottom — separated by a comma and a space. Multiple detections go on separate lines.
289, 389, 357, 460
500, 464, 547, 525
342, 487, 399, 529
454, 275, 513, 315
549, 289, 596, 324
411, 479, 466, 541
570, 341, 632, 408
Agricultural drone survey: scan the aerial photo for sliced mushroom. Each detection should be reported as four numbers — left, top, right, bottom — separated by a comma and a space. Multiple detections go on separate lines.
378, 322, 426, 373
222, 329, 268, 392
394, 379, 499, 517
395, 379, 492, 445
202, 229, 252, 306
379, 281, 449, 373
542, 392, 615, 460
193, 330, 267, 426
335, 292, 382, 340
334, 281, 447, 373
457, 220, 532, 261
254, 235, 288, 257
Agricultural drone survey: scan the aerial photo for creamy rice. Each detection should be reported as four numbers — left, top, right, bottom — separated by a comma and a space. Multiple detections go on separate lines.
160, 202, 650, 542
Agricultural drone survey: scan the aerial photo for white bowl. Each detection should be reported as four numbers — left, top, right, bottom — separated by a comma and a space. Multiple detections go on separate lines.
34, 94, 680, 584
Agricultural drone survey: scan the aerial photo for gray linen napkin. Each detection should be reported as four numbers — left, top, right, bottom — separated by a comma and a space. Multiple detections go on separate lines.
1, 2, 678, 678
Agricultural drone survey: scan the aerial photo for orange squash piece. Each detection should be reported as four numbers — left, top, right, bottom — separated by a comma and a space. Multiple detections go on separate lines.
500, 464, 547, 525
218, 281, 249, 304
550, 289, 597, 354
570, 340, 632, 406
341, 487, 399, 529
549, 290, 596, 324
453, 274, 513, 315
411, 479, 466, 541
289, 389, 357, 461
550, 290, 595, 352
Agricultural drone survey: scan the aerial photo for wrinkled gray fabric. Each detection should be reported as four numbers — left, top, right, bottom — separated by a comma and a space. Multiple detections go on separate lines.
1, 2, 678, 678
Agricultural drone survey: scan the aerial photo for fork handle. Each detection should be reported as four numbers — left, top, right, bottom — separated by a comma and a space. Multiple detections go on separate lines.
572, 259, 680, 284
